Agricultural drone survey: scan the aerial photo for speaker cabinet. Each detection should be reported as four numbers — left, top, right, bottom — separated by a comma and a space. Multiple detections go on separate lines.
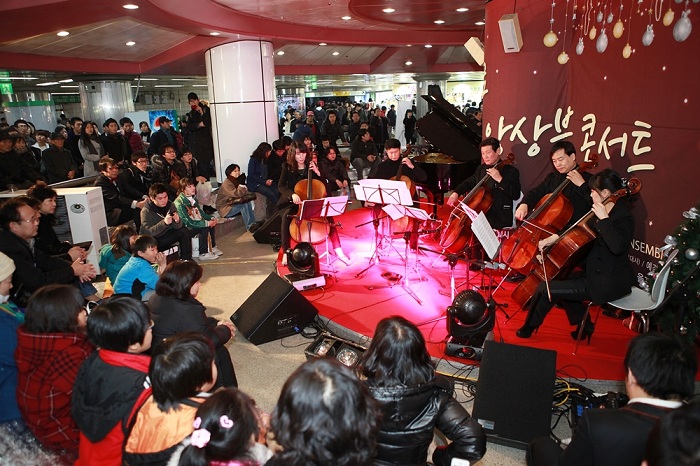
498, 13, 524, 53
472, 341, 556, 449
253, 210, 282, 245
231, 273, 318, 345
464, 37, 485, 66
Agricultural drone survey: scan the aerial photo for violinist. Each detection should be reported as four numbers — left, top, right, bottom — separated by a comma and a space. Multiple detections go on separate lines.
516, 169, 635, 341
446, 137, 521, 230
277, 141, 348, 263
515, 140, 592, 227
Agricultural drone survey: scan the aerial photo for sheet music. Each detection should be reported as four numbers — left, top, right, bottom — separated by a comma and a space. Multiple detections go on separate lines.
382, 204, 431, 221
458, 200, 479, 221
354, 179, 414, 205
471, 212, 500, 260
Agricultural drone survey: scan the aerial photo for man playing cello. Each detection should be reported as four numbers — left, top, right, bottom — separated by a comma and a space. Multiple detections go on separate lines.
446, 137, 521, 230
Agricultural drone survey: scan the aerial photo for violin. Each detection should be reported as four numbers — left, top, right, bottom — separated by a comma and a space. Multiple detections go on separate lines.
511, 178, 641, 307
501, 153, 599, 273
439, 152, 515, 253
289, 157, 329, 244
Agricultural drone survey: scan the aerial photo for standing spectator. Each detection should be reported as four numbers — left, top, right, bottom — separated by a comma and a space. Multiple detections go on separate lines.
66, 117, 84, 175
41, 132, 77, 183
32, 129, 51, 156
247, 142, 279, 205
140, 183, 193, 260
15, 285, 94, 454
174, 178, 221, 261
387, 104, 397, 137
100, 118, 128, 167
13, 135, 41, 174
403, 109, 417, 145
79, 121, 106, 177
120, 117, 144, 156
148, 116, 179, 157
320, 109, 347, 145
139, 121, 151, 149
186, 93, 215, 178
289, 110, 303, 134
13, 119, 36, 145
94, 156, 145, 227
347, 111, 362, 143
369, 107, 388, 153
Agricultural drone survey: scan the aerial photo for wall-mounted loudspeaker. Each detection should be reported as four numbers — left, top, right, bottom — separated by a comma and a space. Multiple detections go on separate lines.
464, 37, 485, 66
498, 13, 524, 53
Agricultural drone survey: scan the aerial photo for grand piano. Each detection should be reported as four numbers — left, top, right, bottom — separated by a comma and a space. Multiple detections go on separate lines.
414, 85, 482, 211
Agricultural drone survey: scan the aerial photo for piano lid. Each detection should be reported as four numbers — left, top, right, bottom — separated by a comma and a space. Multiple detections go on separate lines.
416, 85, 481, 163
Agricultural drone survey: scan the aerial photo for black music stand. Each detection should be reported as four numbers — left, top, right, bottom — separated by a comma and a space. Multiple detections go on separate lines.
317, 195, 349, 270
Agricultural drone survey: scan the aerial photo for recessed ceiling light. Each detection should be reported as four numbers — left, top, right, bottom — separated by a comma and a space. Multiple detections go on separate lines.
424, 44, 433, 48
319, 42, 327, 46
405, 61, 413, 65
126, 41, 136, 46
475, 21, 485, 25
456, 8, 469, 12
341, 16, 351, 20
382, 8, 395, 13
123, 4, 139, 9
434, 20, 445, 24
406, 44, 412, 47
332, 51, 340, 56
57, 31, 69, 37
277, 51, 285, 55
209, 32, 220, 36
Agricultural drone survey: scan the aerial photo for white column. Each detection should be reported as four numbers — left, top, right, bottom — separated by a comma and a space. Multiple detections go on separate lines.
206, 40, 278, 181
77, 81, 134, 125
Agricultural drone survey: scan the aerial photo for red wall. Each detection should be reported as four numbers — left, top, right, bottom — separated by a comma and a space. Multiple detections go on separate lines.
484, 0, 700, 275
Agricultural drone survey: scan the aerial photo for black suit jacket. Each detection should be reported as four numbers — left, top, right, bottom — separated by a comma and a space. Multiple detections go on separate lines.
94, 174, 136, 225
453, 163, 521, 229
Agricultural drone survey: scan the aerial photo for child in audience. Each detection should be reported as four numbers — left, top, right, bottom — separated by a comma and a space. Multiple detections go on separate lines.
114, 234, 167, 300
170, 388, 273, 466
0, 252, 22, 429
174, 177, 221, 261
72, 296, 153, 466
14, 285, 94, 454
123, 332, 217, 465
98, 224, 137, 285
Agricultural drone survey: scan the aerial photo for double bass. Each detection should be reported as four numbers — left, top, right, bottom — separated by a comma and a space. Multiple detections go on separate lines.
438, 152, 515, 254
288, 157, 329, 244
501, 153, 599, 273
511, 178, 641, 307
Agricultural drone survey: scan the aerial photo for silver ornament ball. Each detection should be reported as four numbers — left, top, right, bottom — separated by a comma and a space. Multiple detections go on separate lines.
685, 248, 699, 261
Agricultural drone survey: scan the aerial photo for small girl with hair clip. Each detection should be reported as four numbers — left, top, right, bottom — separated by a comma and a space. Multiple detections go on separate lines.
170, 388, 272, 466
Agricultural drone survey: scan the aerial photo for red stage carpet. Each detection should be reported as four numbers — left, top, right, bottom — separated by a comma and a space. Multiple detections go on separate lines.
278, 206, 640, 382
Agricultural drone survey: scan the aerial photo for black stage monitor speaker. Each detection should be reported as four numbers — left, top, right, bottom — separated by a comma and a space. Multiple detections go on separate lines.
231, 273, 318, 345
253, 211, 282, 245
472, 341, 557, 449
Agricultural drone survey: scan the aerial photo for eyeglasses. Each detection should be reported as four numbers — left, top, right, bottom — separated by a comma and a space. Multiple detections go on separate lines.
164, 150, 176, 154
18, 215, 40, 224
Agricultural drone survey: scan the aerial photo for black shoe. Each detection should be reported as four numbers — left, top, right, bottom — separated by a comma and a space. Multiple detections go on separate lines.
506, 272, 527, 283
571, 320, 595, 342
202, 205, 217, 215
249, 220, 263, 234
516, 324, 538, 338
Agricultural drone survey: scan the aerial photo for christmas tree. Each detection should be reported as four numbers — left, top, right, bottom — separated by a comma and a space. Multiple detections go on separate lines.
649, 203, 700, 342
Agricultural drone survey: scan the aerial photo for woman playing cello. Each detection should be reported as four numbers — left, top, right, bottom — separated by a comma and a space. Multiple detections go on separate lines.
516, 169, 635, 341
277, 141, 348, 263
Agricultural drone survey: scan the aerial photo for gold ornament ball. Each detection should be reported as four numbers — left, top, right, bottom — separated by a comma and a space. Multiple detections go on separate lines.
557, 51, 570, 64
613, 19, 625, 38
589, 25, 598, 40
663, 8, 675, 26
622, 43, 633, 58
543, 31, 559, 47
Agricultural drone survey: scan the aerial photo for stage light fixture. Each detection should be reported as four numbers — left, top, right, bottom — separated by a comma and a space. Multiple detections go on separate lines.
305, 333, 366, 368
286, 242, 319, 278
445, 290, 494, 360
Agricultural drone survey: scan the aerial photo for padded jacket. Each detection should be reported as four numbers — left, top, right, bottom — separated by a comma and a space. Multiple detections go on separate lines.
368, 375, 486, 466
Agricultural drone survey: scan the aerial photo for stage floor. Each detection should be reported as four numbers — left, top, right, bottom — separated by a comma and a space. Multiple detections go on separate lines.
277, 206, 638, 381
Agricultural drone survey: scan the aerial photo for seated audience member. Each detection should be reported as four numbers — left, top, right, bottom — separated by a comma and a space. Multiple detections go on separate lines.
149, 260, 237, 388
170, 388, 273, 466
174, 178, 221, 261
0, 197, 97, 307
15, 285, 94, 454
180, 146, 207, 185
98, 224, 137, 286
644, 401, 700, 466
27, 184, 87, 261
141, 183, 193, 260
527, 332, 697, 466
94, 156, 146, 227
114, 234, 167, 300
123, 333, 217, 463
350, 128, 379, 180
78, 120, 105, 177
72, 296, 153, 466
41, 131, 77, 183
357, 316, 486, 466
119, 151, 152, 203
0, 253, 23, 429
267, 139, 287, 187
319, 145, 350, 196
151, 143, 185, 200
215, 164, 260, 233
0, 130, 45, 191
266, 358, 380, 466
247, 142, 280, 205
13, 136, 41, 174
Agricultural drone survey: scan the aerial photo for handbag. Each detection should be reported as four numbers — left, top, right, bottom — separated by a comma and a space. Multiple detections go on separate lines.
228, 192, 257, 205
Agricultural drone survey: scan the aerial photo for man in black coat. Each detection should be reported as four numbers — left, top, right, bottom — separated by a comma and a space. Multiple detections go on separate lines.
147, 116, 180, 157
0, 130, 45, 191
100, 118, 128, 167
94, 156, 145, 227
185, 92, 215, 178
527, 333, 697, 466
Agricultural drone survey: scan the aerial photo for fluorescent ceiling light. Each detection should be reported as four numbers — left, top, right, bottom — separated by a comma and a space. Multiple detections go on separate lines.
37, 82, 60, 86
60, 85, 79, 88
0, 76, 38, 80
171, 78, 195, 81
154, 85, 183, 88
134, 77, 158, 81
50, 92, 79, 95
58, 79, 73, 83
192, 84, 208, 87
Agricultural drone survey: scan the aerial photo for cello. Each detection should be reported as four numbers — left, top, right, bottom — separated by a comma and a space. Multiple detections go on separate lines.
439, 152, 515, 253
500, 153, 599, 273
288, 156, 329, 244
511, 178, 641, 307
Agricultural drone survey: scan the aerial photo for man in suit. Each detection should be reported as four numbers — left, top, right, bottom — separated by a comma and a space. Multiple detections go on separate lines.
527, 332, 697, 466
